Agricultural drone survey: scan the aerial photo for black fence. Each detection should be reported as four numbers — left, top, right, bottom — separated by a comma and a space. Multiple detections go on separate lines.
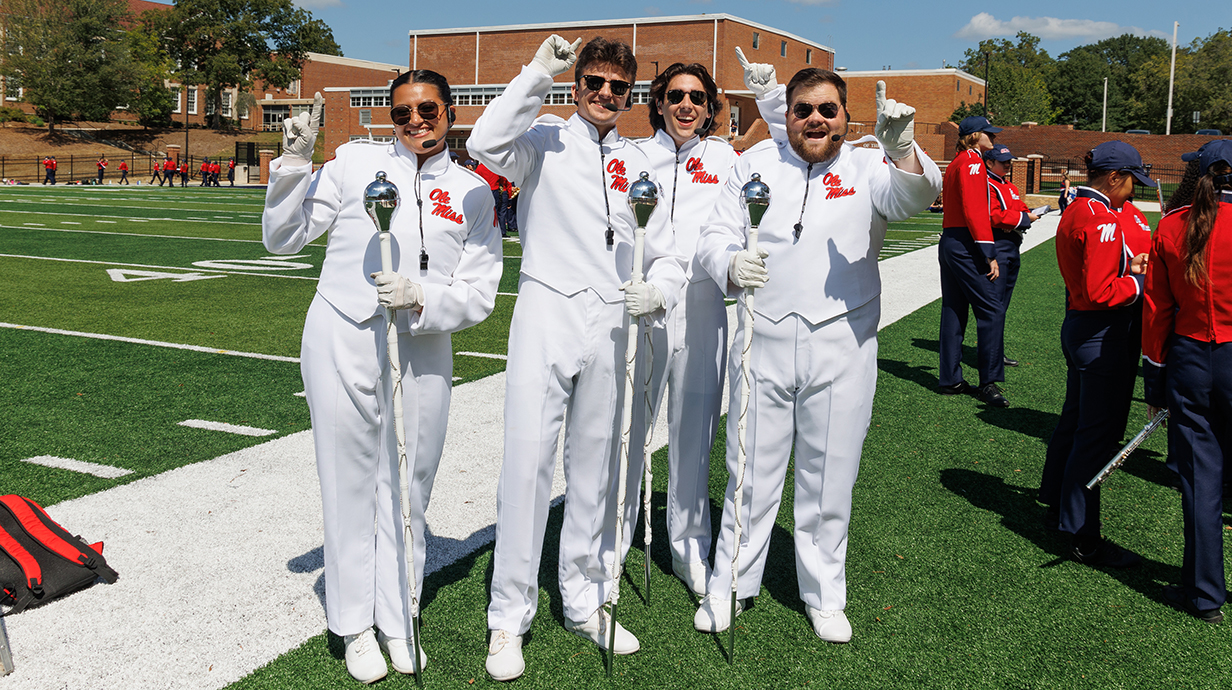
235, 142, 282, 183
0, 153, 251, 186
1033, 158, 1188, 204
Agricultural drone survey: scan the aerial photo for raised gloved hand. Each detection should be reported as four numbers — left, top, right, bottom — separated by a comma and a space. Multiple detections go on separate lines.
874, 81, 916, 161
530, 35, 583, 77
620, 280, 665, 317
729, 246, 769, 288
371, 271, 425, 311
282, 92, 323, 167
735, 47, 777, 99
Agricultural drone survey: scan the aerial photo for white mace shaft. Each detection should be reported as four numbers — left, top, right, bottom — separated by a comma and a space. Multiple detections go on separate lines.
612, 225, 647, 607
732, 225, 758, 599
380, 231, 418, 625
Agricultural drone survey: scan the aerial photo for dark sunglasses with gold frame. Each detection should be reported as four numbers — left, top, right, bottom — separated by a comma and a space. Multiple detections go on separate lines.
390, 102, 443, 125
579, 75, 632, 97
665, 89, 707, 106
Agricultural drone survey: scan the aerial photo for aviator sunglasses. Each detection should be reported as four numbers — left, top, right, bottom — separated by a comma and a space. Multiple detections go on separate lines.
580, 75, 632, 97
666, 89, 708, 106
390, 101, 443, 125
791, 102, 842, 120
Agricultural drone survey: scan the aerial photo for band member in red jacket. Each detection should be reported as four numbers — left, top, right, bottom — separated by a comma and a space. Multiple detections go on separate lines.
984, 143, 1038, 367
96, 156, 108, 184
179, 160, 189, 187
1143, 140, 1232, 624
118, 160, 130, 185
938, 116, 1007, 406
1040, 141, 1153, 568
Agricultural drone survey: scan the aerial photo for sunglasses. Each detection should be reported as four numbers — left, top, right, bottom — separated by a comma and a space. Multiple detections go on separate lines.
666, 89, 708, 106
791, 102, 842, 120
579, 75, 632, 97
390, 102, 443, 125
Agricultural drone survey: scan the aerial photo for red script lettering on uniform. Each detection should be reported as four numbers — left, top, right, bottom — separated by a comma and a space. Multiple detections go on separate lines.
822, 172, 856, 200
685, 157, 719, 184
607, 158, 630, 192
429, 188, 464, 225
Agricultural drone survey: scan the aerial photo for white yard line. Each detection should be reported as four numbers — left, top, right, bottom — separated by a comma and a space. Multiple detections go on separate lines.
178, 420, 278, 437
3, 223, 322, 246
0, 254, 319, 281
19, 456, 133, 479
0, 220, 1061, 690
0, 323, 301, 363
456, 351, 508, 360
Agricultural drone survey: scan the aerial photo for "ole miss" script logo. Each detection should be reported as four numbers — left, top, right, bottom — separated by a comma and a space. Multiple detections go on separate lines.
685, 157, 719, 184
607, 158, 630, 192
822, 172, 856, 200
429, 188, 464, 225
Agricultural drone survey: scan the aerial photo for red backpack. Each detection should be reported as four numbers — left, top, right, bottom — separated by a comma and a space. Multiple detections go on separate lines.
0, 495, 118, 613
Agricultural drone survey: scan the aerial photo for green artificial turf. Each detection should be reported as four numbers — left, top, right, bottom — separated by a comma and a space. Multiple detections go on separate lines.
224, 240, 1230, 689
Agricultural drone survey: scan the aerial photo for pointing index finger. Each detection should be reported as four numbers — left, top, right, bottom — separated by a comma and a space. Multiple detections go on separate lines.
736, 46, 750, 70
875, 81, 887, 115
310, 92, 323, 129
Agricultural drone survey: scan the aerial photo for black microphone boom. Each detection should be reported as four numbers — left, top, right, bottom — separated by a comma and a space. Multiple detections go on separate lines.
601, 103, 634, 112
830, 133, 842, 142
421, 139, 438, 148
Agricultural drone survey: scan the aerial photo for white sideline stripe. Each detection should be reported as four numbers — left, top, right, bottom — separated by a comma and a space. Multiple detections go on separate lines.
20, 455, 133, 479
0, 322, 301, 363
497, 291, 517, 297
0, 207, 258, 226
0, 253, 319, 281
8, 223, 323, 246
0, 216, 1063, 690
95, 220, 116, 224
294, 391, 306, 397
456, 351, 508, 360
178, 419, 278, 437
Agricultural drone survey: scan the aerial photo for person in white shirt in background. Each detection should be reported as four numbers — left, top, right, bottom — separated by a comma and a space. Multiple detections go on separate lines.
629, 61, 736, 595
262, 71, 502, 685
468, 35, 686, 681
693, 60, 941, 644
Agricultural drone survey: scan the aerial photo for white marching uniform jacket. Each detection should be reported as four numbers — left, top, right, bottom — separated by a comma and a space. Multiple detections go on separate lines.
469, 66, 687, 632
696, 125, 941, 609
262, 139, 501, 638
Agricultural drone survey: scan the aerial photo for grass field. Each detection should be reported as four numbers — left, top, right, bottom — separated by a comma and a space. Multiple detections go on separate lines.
1, 185, 1225, 688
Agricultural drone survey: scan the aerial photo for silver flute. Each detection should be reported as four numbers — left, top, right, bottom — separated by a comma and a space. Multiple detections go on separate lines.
1086, 409, 1170, 490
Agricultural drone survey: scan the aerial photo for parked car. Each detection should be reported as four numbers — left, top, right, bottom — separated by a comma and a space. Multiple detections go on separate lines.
1196, 129, 1222, 135
1125, 129, 1150, 134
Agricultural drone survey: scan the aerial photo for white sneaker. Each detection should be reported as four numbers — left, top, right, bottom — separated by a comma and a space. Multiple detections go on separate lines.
485, 629, 525, 681
342, 628, 388, 684
693, 594, 743, 633
377, 629, 427, 675
565, 608, 640, 654
806, 607, 852, 643
672, 558, 712, 596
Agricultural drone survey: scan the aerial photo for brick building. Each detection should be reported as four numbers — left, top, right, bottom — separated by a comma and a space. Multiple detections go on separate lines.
321, 14, 835, 160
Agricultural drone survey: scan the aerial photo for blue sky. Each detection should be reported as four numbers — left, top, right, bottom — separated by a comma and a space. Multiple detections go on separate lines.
293, 0, 1215, 74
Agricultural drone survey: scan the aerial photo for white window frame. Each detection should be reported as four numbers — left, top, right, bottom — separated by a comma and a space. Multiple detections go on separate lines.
221, 91, 233, 118
187, 88, 197, 115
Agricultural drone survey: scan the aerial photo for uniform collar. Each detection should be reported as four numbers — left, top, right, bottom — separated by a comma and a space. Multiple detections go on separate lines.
1074, 186, 1111, 208
779, 137, 842, 170
987, 170, 1006, 183
570, 113, 622, 145
393, 139, 452, 175
652, 128, 701, 155
1221, 190, 1232, 205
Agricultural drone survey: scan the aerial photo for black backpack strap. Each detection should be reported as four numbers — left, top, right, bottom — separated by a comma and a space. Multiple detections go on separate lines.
0, 496, 117, 584
0, 522, 42, 595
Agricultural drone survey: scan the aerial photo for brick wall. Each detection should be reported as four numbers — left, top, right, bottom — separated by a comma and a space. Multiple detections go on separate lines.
992, 124, 1220, 170
843, 72, 983, 127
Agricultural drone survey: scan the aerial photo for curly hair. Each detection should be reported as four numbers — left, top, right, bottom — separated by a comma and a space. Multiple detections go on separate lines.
1183, 162, 1232, 286
647, 62, 721, 138
1165, 158, 1201, 213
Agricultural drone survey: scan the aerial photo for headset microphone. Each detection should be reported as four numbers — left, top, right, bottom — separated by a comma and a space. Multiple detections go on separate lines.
830, 133, 842, 142
421, 139, 438, 149
601, 102, 634, 112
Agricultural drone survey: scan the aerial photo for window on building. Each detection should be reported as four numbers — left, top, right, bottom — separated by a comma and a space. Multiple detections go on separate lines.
172, 89, 181, 114
206, 96, 215, 116
187, 88, 197, 115
781, 41, 787, 57
752, 32, 759, 49
222, 92, 233, 118
263, 105, 289, 131
969, 86, 972, 95
359, 109, 371, 125
957, 80, 960, 91
806, 49, 812, 65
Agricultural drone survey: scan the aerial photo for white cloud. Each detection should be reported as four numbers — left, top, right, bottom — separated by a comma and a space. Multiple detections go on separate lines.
787, 0, 838, 6
292, 0, 344, 9
954, 13, 1167, 41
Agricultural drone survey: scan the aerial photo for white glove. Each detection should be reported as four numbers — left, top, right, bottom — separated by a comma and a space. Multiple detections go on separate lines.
529, 35, 583, 77
874, 81, 916, 161
735, 47, 777, 99
282, 92, 323, 166
371, 271, 425, 311
620, 281, 665, 317
729, 246, 769, 288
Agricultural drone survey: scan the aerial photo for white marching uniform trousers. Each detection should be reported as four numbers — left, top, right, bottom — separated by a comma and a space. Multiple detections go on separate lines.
301, 295, 451, 638
488, 277, 628, 633
706, 296, 879, 611
622, 277, 727, 564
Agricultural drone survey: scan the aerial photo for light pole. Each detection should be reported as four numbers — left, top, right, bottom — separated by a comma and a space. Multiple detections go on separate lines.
1102, 77, 1108, 132
1166, 21, 1178, 135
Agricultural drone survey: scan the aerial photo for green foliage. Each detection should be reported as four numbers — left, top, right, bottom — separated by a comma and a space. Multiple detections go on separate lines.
960, 33, 1059, 126
950, 100, 986, 122
1174, 29, 1232, 135
0, 106, 28, 123
154, 0, 337, 129
1051, 35, 1169, 131
125, 24, 178, 128
0, 0, 141, 132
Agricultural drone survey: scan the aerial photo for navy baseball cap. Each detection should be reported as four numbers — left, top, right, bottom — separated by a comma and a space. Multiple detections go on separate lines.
983, 144, 1013, 163
958, 116, 1002, 137
1180, 139, 1232, 175
1090, 141, 1157, 188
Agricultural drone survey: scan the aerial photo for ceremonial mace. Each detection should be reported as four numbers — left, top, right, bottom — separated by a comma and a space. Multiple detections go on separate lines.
730, 173, 770, 664
606, 172, 658, 676
364, 172, 424, 685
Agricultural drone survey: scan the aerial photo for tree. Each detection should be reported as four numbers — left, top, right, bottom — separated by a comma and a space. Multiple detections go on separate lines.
298, 18, 343, 57
0, 0, 139, 132
960, 32, 1059, 126
1176, 29, 1232, 135
949, 101, 986, 122
153, 0, 336, 129
125, 24, 178, 128
1051, 35, 1169, 132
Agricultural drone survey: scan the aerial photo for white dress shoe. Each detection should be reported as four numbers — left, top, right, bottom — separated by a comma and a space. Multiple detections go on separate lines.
377, 629, 427, 675
693, 594, 743, 633
565, 608, 640, 654
672, 558, 712, 596
343, 628, 388, 684
806, 607, 852, 643
485, 629, 525, 682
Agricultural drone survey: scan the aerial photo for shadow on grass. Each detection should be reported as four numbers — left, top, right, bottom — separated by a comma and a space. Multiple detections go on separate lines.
975, 406, 1059, 442
940, 467, 1181, 604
